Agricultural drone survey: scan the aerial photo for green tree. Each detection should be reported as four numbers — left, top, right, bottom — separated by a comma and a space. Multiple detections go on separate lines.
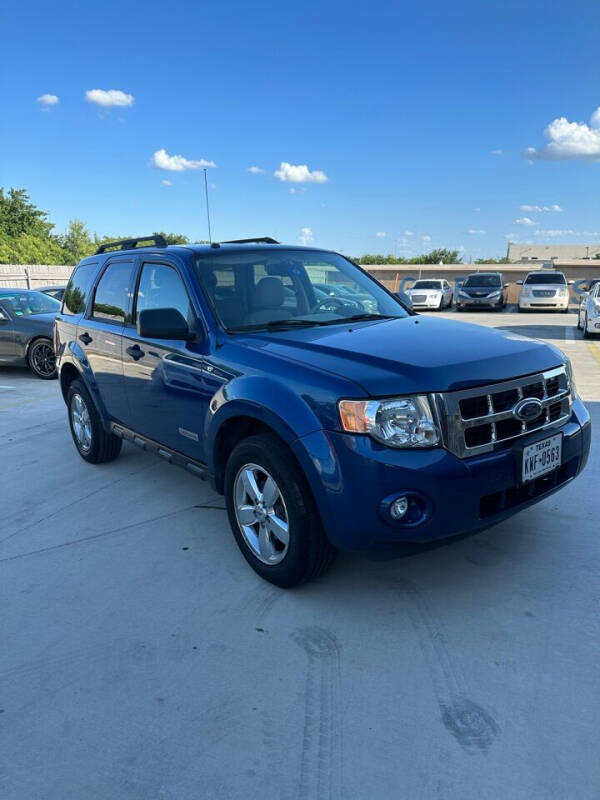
0, 188, 54, 238
59, 219, 96, 264
409, 249, 462, 265
152, 231, 190, 245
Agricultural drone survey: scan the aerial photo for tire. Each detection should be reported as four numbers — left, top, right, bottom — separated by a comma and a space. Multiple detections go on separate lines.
67, 379, 122, 464
224, 433, 336, 587
577, 313, 583, 330
583, 315, 592, 339
27, 338, 57, 379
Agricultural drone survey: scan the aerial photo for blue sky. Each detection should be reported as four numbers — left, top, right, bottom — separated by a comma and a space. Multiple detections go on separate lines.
2, 0, 599, 259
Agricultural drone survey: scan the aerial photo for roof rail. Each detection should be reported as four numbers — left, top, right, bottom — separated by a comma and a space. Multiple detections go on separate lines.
94, 235, 168, 255
221, 237, 279, 245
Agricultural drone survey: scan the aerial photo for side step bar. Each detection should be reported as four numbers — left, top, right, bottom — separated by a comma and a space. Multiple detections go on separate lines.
111, 423, 209, 481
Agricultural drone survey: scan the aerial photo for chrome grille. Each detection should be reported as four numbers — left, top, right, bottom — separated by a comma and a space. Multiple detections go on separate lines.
411, 294, 427, 304
436, 366, 571, 458
532, 290, 556, 298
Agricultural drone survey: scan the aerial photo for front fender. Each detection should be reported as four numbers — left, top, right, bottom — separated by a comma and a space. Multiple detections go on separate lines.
205, 375, 326, 472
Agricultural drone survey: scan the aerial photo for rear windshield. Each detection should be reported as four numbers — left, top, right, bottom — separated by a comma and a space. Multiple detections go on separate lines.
411, 281, 442, 290
463, 275, 501, 288
524, 273, 566, 285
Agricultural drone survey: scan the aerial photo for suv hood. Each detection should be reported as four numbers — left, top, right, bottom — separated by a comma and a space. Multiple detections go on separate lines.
241, 316, 563, 396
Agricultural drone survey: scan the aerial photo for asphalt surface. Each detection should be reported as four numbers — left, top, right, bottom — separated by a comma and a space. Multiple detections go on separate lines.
1, 311, 599, 800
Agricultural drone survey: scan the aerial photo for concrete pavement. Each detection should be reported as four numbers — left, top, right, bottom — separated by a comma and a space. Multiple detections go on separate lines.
1, 311, 598, 800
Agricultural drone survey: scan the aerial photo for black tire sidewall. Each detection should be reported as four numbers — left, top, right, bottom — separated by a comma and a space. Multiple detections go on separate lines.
224, 435, 325, 587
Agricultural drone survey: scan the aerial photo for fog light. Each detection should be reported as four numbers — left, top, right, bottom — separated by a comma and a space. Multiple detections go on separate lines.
390, 497, 409, 520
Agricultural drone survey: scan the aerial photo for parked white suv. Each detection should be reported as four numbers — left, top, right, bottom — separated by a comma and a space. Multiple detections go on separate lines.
517, 271, 571, 313
577, 279, 600, 338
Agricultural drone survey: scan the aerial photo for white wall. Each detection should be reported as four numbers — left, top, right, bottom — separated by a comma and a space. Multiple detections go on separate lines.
0, 264, 74, 289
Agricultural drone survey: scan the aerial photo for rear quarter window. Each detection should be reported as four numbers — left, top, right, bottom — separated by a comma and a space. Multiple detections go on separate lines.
62, 262, 98, 315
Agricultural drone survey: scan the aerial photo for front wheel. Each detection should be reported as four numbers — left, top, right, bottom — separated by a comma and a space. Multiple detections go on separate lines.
27, 338, 57, 379
67, 379, 122, 463
225, 433, 336, 587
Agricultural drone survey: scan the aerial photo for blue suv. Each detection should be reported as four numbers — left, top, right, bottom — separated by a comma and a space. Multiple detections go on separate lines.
55, 236, 591, 586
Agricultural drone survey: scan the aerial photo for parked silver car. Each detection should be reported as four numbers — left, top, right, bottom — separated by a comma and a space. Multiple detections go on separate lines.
0, 289, 60, 378
577, 279, 600, 338
517, 271, 572, 313
405, 279, 453, 310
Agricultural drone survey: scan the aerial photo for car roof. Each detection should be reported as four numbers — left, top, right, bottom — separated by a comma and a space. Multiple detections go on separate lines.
465, 271, 501, 277
525, 271, 566, 277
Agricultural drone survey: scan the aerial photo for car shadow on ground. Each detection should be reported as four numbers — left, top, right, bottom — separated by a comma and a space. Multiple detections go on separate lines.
495, 323, 578, 342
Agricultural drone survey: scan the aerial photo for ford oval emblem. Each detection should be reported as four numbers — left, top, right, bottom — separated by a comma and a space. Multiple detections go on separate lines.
513, 397, 544, 423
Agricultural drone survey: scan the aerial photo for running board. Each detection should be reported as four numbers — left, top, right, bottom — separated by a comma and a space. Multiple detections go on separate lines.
111, 423, 209, 481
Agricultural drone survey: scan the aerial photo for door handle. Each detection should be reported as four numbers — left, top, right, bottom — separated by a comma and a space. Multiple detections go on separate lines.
126, 344, 145, 361
79, 332, 92, 345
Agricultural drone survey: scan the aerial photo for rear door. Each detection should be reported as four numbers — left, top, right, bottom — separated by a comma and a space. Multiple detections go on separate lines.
0, 298, 16, 359
78, 258, 136, 422
122, 259, 210, 461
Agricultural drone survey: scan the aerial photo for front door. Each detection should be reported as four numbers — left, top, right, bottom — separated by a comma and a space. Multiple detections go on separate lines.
122, 260, 210, 462
79, 258, 136, 422
0, 302, 16, 360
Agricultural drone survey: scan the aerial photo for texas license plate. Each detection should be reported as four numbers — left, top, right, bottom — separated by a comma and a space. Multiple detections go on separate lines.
522, 433, 562, 482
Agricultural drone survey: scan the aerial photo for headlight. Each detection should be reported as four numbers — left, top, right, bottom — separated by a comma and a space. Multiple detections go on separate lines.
591, 299, 600, 315
339, 396, 440, 448
488, 290, 501, 297
458, 290, 469, 297
563, 355, 577, 400
521, 288, 531, 297
558, 287, 568, 296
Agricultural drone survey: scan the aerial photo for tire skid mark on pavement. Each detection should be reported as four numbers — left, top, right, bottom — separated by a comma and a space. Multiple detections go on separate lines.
397, 579, 500, 753
0, 505, 199, 563
291, 627, 343, 800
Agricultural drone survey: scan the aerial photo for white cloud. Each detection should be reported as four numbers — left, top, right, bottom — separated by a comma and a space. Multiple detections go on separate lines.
403, 230, 414, 236
526, 106, 600, 160
375, 231, 386, 237
520, 204, 562, 212
37, 93, 59, 109
299, 227, 314, 245
85, 89, 135, 107
422, 235, 432, 242
160, 179, 172, 187
248, 166, 264, 174
490, 149, 503, 155
533, 229, 575, 237
274, 162, 328, 183
150, 148, 216, 171
473, 207, 481, 213
514, 217, 536, 226
468, 229, 486, 235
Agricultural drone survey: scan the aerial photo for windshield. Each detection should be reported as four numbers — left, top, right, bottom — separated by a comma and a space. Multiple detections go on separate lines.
524, 273, 566, 285
411, 281, 442, 290
193, 249, 408, 331
0, 290, 60, 316
463, 275, 501, 288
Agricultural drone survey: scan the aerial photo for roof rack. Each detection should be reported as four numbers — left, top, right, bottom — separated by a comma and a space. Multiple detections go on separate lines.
95, 235, 167, 255
221, 237, 279, 245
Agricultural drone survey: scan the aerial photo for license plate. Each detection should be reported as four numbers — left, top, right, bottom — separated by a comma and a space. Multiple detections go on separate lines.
522, 433, 562, 482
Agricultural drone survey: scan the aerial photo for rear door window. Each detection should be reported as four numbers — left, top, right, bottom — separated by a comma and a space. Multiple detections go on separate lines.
91, 261, 135, 323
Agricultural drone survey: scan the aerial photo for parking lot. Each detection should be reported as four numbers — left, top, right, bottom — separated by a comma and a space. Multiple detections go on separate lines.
1, 311, 599, 799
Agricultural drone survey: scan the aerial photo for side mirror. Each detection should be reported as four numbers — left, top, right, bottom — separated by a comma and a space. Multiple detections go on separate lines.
137, 308, 194, 340
503, 283, 509, 288
515, 280, 523, 285
568, 279, 575, 285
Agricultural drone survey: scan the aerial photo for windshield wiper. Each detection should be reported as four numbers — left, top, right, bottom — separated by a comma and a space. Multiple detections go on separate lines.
228, 318, 328, 332
319, 313, 397, 326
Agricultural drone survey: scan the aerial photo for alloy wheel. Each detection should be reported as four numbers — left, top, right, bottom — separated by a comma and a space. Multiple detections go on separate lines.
233, 463, 290, 564
30, 340, 56, 377
70, 393, 92, 452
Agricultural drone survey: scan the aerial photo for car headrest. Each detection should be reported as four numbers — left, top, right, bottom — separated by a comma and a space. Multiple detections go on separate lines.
252, 277, 285, 309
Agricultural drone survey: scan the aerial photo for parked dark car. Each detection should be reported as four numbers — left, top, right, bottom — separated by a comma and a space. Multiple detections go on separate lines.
39, 284, 67, 302
456, 272, 507, 311
55, 236, 590, 587
0, 289, 60, 378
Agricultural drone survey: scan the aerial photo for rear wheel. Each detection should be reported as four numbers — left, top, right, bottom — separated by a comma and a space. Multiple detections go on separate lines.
67, 379, 122, 463
27, 338, 57, 379
225, 433, 336, 587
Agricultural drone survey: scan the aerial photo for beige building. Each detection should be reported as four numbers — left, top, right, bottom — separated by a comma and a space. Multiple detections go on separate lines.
507, 242, 600, 262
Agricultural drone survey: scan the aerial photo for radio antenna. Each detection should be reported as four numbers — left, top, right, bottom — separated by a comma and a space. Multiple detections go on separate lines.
203, 168, 212, 243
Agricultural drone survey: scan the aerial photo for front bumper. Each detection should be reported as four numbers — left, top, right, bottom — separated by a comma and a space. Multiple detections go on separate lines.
295, 398, 591, 551
456, 295, 503, 309
519, 297, 569, 310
